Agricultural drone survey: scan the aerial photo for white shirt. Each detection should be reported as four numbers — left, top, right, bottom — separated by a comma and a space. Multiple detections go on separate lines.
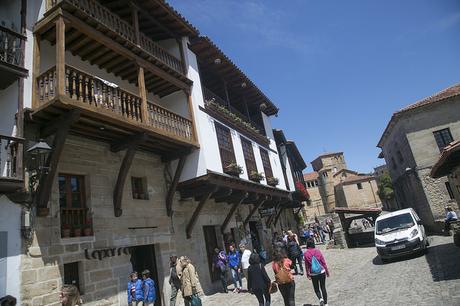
241, 249, 252, 269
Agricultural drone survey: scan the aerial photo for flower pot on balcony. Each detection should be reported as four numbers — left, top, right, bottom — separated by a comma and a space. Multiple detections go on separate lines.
267, 177, 279, 187
224, 163, 243, 177
73, 227, 82, 237
249, 171, 265, 183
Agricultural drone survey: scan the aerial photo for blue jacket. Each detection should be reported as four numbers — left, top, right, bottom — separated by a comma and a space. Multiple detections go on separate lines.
127, 279, 143, 303
227, 251, 240, 268
143, 278, 156, 303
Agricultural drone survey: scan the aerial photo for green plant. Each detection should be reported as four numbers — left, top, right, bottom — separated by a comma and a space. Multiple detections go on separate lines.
224, 163, 243, 174
206, 101, 262, 135
267, 177, 279, 186
249, 171, 265, 181
377, 173, 395, 201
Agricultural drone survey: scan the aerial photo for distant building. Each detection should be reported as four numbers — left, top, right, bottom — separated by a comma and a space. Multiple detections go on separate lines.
302, 172, 326, 221
311, 152, 347, 212
334, 175, 381, 209
431, 140, 460, 205
377, 83, 460, 230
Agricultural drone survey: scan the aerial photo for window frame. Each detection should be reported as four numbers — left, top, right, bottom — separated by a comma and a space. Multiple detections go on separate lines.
240, 137, 258, 176
215, 122, 237, 170
64, 262, 82, 293
357, 182, 363, 190
131, 176, 149, 200
433, 128, 453, 151
259, 147, 273, 179
59, 174, 86, 209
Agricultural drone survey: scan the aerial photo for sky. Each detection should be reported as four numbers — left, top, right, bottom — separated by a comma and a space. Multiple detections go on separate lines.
168, 0, 460, 173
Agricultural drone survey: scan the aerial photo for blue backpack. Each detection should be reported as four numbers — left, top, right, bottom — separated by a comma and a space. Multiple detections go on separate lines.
311, 255, 322, 274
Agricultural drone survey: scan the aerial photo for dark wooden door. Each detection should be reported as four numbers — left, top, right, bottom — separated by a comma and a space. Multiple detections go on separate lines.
203, 225, 219, 282
130, 245, 161, 306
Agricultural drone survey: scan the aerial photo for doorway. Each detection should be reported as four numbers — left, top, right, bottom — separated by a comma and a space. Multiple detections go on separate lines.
249, 221, 262, 252
203, 225, 220, 282
130, 245, 161, 306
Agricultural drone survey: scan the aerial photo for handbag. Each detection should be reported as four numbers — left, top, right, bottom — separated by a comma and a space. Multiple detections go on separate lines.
190, 294, 202, 306
269, 281, 278, 294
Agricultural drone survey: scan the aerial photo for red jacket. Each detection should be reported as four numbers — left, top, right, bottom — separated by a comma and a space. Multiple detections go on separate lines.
304, 248, 329, 277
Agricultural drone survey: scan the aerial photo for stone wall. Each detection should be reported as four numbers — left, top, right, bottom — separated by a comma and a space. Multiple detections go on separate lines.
340, 180, 381, 209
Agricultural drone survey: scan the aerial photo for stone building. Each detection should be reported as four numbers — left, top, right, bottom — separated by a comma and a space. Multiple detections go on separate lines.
377, 83, 460, 231
334, 175, 381, 209
311, 152, 347, 212
431, 140, 460, 205
301, 172, 326, 221
0, 1, 306, 305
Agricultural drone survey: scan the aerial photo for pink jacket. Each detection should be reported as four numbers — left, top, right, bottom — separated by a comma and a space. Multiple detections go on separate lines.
304, 248, 329, 277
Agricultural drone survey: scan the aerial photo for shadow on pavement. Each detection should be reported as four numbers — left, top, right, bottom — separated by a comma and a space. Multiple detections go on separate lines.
425, 240, 460, 282
371, 250, 425, 266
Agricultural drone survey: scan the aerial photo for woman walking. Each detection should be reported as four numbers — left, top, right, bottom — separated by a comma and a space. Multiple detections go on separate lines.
213, 248, 229, 293
179, 256, 203, 306
304, 238, 330, 306
228, 244, 243, 292
287, 234, 303, 275
272, 249, 295, 306
247, 253, 271, 306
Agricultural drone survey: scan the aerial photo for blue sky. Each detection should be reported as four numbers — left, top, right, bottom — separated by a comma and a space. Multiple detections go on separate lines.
169, 0, 460, 173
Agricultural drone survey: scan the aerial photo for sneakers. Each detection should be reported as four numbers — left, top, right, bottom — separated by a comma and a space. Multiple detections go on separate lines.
232, 288, 239, 293
319, 298, 325, 306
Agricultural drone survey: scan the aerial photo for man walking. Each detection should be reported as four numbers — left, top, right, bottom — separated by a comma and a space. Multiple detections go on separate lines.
169, 256, 181, 306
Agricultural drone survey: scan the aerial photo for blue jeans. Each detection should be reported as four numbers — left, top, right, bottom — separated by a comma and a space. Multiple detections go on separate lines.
230, 267, 242, 289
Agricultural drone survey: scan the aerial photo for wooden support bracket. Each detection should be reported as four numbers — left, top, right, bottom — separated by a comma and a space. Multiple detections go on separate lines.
36, 109, 81, 216
243, 195, 268, 228
221, 192, 248, 234
273, 207, 284, 227
166, 155, 187, 217
186, 187, 217, 239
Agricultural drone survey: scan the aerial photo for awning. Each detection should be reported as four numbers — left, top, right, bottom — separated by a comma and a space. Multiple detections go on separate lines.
431, 140, 460, 178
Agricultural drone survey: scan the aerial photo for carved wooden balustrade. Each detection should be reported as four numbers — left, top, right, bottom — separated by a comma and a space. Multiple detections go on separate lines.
0, 134, 24, 180
0, 24, 25, 68
47, 0, 184, 75
36, 65, 193, 142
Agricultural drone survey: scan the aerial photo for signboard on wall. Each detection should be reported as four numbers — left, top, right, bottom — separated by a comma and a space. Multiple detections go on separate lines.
259, 207, 276, 217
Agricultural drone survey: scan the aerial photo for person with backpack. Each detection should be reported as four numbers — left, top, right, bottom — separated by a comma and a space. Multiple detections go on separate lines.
127, 271, 144, 305
287, 234, 304, 275
142, 269, 156, 305
272, 249, 295, 306
248, 253, 271, 306
213, 248, 229, 293
304, 238, 330, 306
228, 244, 243, 292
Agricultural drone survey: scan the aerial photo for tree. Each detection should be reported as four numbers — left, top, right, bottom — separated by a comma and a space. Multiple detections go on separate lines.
377, 173, 395, 201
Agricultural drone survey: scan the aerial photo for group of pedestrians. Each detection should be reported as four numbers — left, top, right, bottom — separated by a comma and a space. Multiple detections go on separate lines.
169, 255, 203, 306
127, 270, 156, 305
301, 218, 334, 245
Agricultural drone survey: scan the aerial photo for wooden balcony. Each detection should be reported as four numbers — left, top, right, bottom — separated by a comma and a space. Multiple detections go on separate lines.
0, 24, 28, 89
36, 0, 191, 98
32, 65, 196, 157
0, 135, 24, 193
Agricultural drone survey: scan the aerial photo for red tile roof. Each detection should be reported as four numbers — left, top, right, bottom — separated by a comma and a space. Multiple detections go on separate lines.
303, 172, 319, 181
377, 83, 460, 148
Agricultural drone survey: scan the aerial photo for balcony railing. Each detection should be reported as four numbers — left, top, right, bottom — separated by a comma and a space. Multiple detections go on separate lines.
36, 65, 193, 142
48, 0, 184, 75
0, 24, 25, 68
0, 135, 24, 180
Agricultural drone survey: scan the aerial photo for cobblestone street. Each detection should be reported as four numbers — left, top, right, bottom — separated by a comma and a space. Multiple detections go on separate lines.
201, 236, 460, 306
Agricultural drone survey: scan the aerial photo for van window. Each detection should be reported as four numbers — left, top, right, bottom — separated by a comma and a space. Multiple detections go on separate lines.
376, 213, 415, 234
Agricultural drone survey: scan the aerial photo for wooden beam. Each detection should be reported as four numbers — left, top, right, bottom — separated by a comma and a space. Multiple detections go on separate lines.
110, 132, 147, 152
137, 66, 149, 124
36, 110, 81, 216
221, 192, 248, 234
243, 195, 268, 228
40, 109, 81, 138
187, 93, 198, 143
186, 188, 215, 239
131, 3, 140, 45
31, 33, 41, 109
273, 207, 284, 227
135, 1, 178, 39
113, 144, 137, 217
55, 16, 65, 96
166, 155, 186, 217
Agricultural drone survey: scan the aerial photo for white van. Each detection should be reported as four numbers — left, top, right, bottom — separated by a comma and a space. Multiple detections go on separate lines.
374, 208, 428, 261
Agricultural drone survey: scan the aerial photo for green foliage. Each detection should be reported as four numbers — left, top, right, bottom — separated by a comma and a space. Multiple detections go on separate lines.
377, 173, 395, 201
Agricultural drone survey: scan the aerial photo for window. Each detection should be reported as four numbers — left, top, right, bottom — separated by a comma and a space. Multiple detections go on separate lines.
259, 148, 273, 179
64, 262, 82, 293
433, 128, 453, 151
333, 167, 337, 174
131, 177, 148, 200
357, 183, 363, 190
315, 180, 318, 186
322, 171, 329, 178
241, 137, 258, 176
59, 174, 91, 238
445, 182, 455, 200
215, 122, 236, 170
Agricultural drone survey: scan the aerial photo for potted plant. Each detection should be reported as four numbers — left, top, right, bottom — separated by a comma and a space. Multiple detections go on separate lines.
224, 163, 243, 176
83, 219, 93, 236
61, 224, 71, 238
266, 177, 279, 187
73, 225, 82, 237
249, 171, 265, 183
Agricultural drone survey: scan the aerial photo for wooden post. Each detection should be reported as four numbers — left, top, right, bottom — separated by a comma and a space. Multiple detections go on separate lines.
131, 4, 140, 45
55, 17, 65, 96
177, 38, 187, 75
32, 33, 41, 109
243, 196, 267, 228
186, 93, 198, 143
138, 66, 149, 124
166, 155, 187, 216
221, 192, 248, 234
186, 189, 215, 239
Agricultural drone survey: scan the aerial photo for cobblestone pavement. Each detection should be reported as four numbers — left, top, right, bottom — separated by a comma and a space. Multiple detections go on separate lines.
200, 235, 460, 306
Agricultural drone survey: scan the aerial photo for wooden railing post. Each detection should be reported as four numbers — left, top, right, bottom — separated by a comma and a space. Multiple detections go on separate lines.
32, 33, 41, 108
55, 16, 66, 96
131, 3, 140, 45
138, 66, 149, 124
187, 92, 198, 143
